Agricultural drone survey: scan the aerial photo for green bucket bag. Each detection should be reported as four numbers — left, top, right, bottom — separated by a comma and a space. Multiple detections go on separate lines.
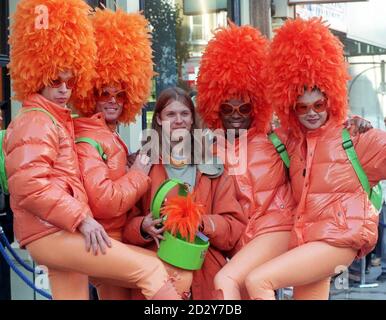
151, 178, 210, 270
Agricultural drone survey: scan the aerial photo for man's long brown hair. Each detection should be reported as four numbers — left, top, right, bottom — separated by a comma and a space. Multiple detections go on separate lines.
149, 87, 199, 164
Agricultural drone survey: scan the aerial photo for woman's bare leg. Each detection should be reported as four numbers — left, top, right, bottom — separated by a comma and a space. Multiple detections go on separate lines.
244, 241, 356, 300
214, 231, 291, 299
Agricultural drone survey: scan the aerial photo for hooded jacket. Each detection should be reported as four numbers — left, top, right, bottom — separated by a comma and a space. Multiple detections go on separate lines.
123, 164, 246, 299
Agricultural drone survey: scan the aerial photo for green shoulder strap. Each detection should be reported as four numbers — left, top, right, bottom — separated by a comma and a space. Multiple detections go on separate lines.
75, 137, 108, 162
268, 132, 290, 169
20, 107, 57, 126
0, 130, 9, 193
342, 128, 382, 211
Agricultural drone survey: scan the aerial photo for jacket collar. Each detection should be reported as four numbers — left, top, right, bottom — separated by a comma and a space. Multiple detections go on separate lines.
73, 112, 129, 154
23, 93, 72, 124
73, 112, 110, 132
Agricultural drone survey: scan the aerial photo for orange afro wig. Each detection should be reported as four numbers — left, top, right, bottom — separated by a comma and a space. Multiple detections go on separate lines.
266, 17, 350, 135
196, 22, 270, 132
9, 0, 96, 102
74, 8, 154, 124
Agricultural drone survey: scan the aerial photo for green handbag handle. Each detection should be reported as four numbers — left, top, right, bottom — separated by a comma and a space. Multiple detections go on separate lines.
151, 179, 188, 219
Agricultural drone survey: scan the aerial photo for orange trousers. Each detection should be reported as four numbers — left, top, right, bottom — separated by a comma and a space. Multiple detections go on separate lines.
244, 241, 357, 300
26, 230, 188, 300
91, 256, 193, 300
89, 232, 193, 300
214, 231, 291, 300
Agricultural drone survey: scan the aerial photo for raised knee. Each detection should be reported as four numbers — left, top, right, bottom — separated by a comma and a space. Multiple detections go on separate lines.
214, 269, 242, 289
245, 270, 272, 298
245, 270, 277, 300
214, 270, 226, 288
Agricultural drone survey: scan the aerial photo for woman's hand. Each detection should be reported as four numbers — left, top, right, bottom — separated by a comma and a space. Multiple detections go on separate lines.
140, 213, 165, 248
344, 115, 373, 135
131, 153, 152, 175
78, 216, 112, 255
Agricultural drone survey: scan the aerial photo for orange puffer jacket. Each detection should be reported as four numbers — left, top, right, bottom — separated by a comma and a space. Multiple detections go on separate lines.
4, 94, 91, 248
74, 113, 151, 239
283, 120, 386, 258
224, 130, 296, 251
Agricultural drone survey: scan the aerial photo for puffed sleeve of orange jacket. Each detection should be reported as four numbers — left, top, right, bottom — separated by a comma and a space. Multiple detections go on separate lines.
5, 113, 89, 232
76, 142, 151, 219
354, 128, 386, 184
199, 173, 247, 252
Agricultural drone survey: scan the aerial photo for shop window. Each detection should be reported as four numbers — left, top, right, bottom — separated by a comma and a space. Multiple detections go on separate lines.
86, 0, 106, 9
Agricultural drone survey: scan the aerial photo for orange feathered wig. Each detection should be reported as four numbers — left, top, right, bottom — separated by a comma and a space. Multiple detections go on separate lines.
196, 22, 271, 132
8, 0, 96, 102
74, 8, 154, 124
266, 17, 350, 135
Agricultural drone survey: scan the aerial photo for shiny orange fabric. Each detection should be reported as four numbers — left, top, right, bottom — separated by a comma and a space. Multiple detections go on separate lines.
4, 94, 90, 248
217, 130, 296, 253
123, 164, 246, 299
74, 113, 151, 235
278, 120, 386, 258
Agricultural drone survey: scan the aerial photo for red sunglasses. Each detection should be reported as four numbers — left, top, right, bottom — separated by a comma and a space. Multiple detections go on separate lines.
293, 98, 328, 115
97, 90, 127, 104
48, 76, 76, 89
220, 102, 253, 117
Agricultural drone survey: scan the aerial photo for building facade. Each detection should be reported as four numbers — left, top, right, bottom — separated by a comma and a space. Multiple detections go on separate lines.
0, 0, 385, 300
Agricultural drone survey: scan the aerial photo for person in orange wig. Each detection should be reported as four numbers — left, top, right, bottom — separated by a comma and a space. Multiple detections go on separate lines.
5, 0, 181, 300
195, 22, 296, 299
244, 17, 386, 300
73, 8, 192, 300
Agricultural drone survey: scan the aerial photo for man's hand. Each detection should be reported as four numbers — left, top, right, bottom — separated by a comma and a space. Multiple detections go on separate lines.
78, 216, 112, 255
131, 153, 152, 176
